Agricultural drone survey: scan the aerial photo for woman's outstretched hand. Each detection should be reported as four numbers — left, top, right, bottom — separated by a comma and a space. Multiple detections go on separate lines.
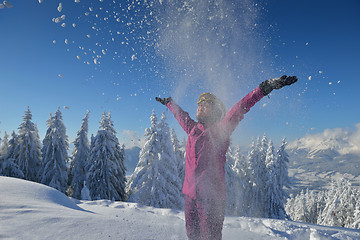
155, 97, 172, 105
259, 75, 298, 96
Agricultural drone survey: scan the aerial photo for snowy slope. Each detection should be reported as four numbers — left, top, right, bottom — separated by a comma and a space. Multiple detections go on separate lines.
1, 177, 360, 240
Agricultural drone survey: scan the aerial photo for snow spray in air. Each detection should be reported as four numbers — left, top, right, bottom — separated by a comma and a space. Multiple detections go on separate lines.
151, 0, 265, 106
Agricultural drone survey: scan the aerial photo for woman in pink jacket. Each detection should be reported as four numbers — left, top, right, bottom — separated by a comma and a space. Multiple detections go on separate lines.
156, 75, 297, 240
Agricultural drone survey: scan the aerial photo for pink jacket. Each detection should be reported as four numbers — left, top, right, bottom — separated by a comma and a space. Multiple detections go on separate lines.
167, 87, 264, 200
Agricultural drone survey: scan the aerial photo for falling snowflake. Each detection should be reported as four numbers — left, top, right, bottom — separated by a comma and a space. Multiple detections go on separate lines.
57, 3, 62, 13
3, 1, 13, 8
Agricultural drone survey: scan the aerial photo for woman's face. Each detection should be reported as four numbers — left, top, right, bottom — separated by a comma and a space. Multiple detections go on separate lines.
196, 101, 214, 124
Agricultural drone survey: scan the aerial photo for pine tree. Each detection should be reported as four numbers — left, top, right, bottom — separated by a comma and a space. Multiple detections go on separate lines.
233, 146, 251, 217
265, 140, 287, 219
157, 112, 183, 209
352, 201, 360, 229
170, 126, 185, 185
276, 138, 291, 190
292, 190, 307, 222
225, 144, 240, 216
318, 179, 359, 228
15, 107, 42, 182
69, 111, 90, 199
0, 131, 9, 157
248, 136, 268, 217
0, 131, 24, 178
87, 112, 127, 201
127, 111, 183, 209
38, 108, 69, 193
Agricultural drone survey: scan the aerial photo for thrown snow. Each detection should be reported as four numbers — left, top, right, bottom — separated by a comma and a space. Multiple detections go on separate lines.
1, 177, 360, 240
57, 3, 62, 13
3, 1, 12, 8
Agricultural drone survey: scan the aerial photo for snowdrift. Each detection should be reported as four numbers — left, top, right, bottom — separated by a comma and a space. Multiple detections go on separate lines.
1, 176, 360, 240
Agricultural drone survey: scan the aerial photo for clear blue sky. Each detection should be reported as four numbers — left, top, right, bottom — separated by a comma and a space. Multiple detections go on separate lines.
1, 0, 359, 148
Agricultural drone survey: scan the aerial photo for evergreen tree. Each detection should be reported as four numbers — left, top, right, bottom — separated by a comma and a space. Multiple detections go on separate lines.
265, 140, 287, 219
318, 179, 358, 228
127, 111, 183, 209
69, 111, 90, 199
170, 126, 185, 185
248, 136, 268, 217
87, 112, 127, 201
353, 201, 360, 229
225, 144, 240, 216
15, 107, 42, 182
38, 108, 69, 193
157, 112, 183, 209
292, 190, 307, 222
0, 131, 24, 178
233, 146, 252, 217
276, 138, 291, 190
0, 131, 9, 157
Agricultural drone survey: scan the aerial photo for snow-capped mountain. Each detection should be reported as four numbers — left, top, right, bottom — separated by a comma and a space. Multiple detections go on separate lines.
286, 123, 360, 191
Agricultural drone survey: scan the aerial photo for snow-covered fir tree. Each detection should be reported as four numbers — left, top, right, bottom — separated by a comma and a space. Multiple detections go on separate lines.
0, 131, 24, 178
86, 112, 127, 201
232, 146, 252, 217
69, 111, 90, 199
157, 112, 183, 208
352, 200, 360, 229
276, 138, 291, 190
225, 144, 241, 216
286, 179, 360, 229
264, 140, 287, 219
248, 136, 268, 217
0, 131, 9, 157
15, 107, 42, 182
170, 126, 185, 185
318, 179, 358, 228
286, 189, 326, 224
127, 111, 183, 209
290, 190, 308, 223
38, 109, 69, 193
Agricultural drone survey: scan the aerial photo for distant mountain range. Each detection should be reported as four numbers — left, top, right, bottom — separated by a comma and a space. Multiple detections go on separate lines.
286, 124, 360, 192
286, 126, 360, 175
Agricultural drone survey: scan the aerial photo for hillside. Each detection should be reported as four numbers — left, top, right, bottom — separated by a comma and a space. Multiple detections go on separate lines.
1, 176, 360, 239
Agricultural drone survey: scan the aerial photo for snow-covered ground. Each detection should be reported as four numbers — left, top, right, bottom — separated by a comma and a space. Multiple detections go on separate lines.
1, 177, 360, 240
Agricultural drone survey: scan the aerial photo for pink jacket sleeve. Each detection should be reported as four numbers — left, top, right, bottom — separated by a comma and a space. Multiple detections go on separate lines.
220, 86, 264, 135
167, 101, 197, 135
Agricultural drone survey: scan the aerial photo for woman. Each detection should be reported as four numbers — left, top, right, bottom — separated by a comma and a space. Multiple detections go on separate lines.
156, 75, 297, 240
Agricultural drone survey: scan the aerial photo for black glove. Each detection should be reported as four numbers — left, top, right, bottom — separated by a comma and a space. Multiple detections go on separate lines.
155, 97, 172, 105
259, 75, 298, 96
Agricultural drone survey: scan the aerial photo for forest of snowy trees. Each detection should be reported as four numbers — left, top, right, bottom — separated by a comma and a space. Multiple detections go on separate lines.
2, 107, 360, 229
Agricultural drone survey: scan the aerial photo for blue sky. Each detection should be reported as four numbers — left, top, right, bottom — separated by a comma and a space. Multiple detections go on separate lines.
0, 0, 359, 148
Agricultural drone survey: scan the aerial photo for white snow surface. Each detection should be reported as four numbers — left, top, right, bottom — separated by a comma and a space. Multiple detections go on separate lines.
1, 176, 360, 240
